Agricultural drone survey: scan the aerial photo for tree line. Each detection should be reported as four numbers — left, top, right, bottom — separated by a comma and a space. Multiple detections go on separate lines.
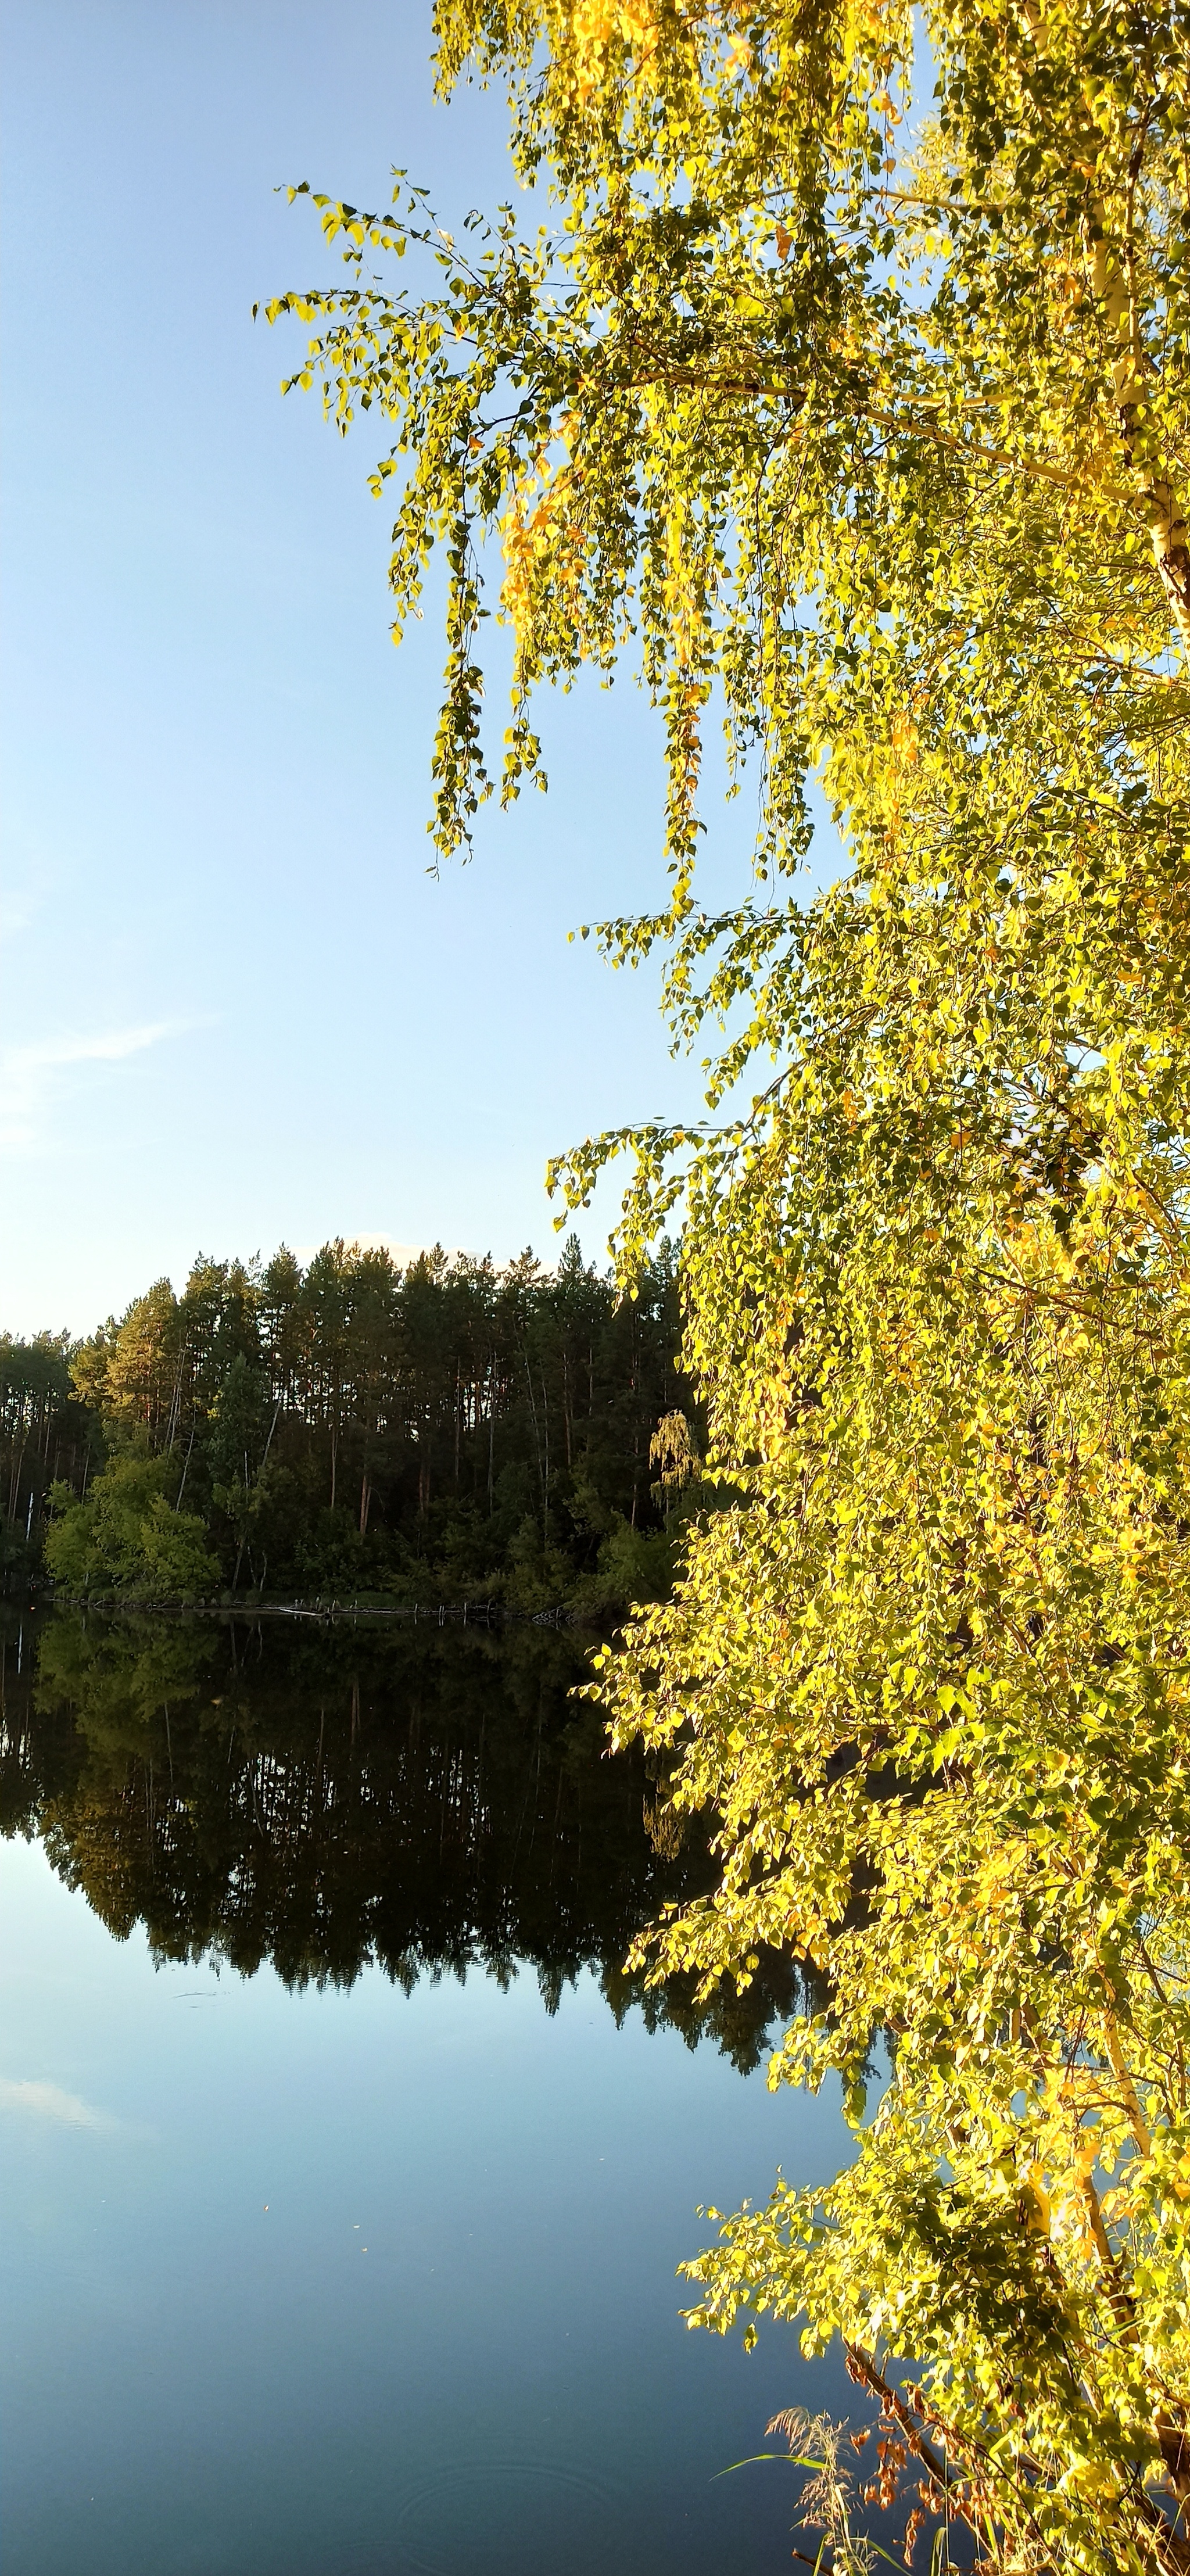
0, 1335, 91, 1586
2, 1238, 696, 1611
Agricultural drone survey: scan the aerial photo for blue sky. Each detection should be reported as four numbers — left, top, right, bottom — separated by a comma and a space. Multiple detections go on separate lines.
2, 0, 830, 1338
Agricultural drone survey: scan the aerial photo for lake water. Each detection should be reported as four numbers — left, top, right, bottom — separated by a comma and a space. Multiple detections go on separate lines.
1, 1609, 855, 2576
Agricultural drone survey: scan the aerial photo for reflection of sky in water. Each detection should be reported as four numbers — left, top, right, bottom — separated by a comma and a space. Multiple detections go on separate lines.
1, 1833, 854, 2576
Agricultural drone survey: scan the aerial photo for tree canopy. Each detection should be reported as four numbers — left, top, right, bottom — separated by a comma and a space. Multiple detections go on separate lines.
34, 1237, 689, 1611
268, 3, 1190, 2565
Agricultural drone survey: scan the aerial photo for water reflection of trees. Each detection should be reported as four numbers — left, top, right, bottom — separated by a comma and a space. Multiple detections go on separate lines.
0, 1609, 805, 2069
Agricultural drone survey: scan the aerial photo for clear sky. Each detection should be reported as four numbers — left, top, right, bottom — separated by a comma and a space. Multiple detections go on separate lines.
2, 0, 831, 1339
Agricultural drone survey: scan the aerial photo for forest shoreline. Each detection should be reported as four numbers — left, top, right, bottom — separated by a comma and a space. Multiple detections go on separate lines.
28, 1586, 596, 1629
2, 1238, 697, 1618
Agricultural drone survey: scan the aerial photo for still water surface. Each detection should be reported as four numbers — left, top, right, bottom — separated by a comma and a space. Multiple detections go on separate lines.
1, 1611, 853, 2575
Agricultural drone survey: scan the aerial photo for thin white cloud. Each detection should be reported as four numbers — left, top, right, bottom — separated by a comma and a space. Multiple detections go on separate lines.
0, 2076, 118, 2131
0, 1020, 175, 1149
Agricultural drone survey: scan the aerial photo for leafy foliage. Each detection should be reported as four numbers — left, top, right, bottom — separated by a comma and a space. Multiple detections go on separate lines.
44, 1458, 219, 1602
266, 0, 1190, 2560
38, 1238, 690, 1610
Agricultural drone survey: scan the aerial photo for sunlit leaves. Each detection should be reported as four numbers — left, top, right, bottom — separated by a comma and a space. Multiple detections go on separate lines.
263, 0, 1190, 2560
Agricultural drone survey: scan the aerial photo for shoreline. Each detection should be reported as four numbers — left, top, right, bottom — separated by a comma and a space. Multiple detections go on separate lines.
4, 1589, 597, 1631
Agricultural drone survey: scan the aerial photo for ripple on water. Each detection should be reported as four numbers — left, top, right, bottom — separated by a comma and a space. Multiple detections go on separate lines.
392, 2457, 627, 2576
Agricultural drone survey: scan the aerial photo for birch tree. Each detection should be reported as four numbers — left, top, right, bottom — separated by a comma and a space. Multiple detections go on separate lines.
268, 13, 1190, 2556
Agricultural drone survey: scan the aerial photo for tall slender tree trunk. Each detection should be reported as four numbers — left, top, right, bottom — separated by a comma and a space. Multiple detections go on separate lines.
523, 1355, 545, 1527
260, 1395, 282, 1470
175, 1421, 196, 1508
1147, 477, 1190, 652
540, 1367, 550, 1517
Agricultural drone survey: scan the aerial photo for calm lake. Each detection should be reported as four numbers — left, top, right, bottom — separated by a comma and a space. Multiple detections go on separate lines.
1, 1608, 855, 2576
